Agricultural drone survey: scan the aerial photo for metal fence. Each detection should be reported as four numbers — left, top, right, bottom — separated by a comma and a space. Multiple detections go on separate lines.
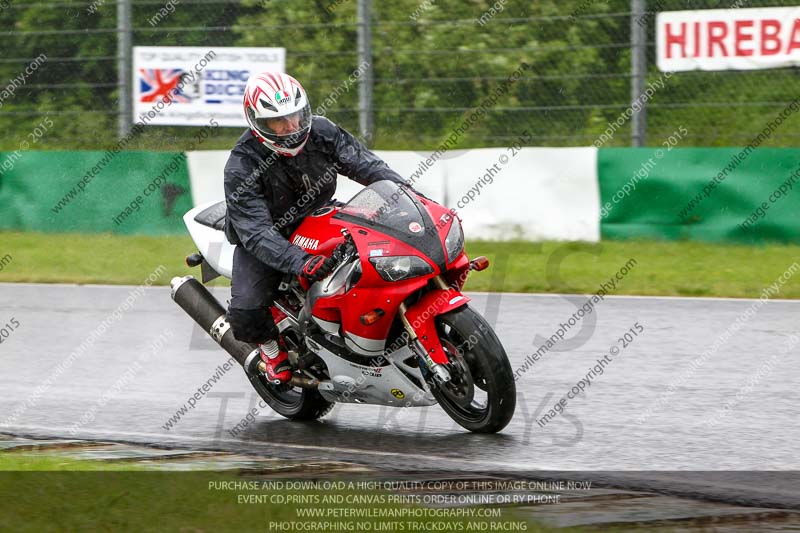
1, 0, 798, 151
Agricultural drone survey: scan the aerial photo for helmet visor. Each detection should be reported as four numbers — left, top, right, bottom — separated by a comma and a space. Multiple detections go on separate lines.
251, 104, 312, 148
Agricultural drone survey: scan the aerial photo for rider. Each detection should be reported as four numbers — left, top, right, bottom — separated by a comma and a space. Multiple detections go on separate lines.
224, 71, 409, 384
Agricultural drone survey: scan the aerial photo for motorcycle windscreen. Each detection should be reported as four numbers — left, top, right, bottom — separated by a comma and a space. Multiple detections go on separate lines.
337, 181, 425, 237
334, 181, 446, 268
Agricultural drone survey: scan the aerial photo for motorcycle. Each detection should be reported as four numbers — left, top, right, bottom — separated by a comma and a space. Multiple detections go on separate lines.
171, 180, 515, 433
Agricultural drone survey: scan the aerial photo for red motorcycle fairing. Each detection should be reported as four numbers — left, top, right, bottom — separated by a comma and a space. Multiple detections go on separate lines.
403, 287, 470, 364
286, 190, 471, 356
402, 248, 472, 364
304, 221, 439, 354
287, 206, 347, 258
441, 248, 471, 291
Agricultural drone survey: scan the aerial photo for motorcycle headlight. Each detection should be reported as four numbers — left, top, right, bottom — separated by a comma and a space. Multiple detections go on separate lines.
369, 256, 433, 282
445, 218, 464, 263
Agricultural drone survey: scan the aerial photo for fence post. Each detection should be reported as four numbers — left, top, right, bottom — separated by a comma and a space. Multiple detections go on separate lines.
117, 0, 133, 140
630, 0, 647, 146
357, 0, 374, 146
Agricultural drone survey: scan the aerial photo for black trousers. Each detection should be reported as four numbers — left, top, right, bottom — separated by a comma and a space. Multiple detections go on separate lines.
226, 246, 285, 344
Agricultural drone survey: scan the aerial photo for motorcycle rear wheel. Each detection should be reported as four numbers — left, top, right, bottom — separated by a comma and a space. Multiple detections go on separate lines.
431, 305, 516, 433
245, 356, 334, 421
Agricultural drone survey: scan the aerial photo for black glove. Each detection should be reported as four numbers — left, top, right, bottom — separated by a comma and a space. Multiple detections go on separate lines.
300, 254, 338, 282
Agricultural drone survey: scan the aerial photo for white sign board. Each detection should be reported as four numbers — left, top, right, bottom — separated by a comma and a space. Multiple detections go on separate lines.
657, 7, 800, 72
132, 46, 285, 126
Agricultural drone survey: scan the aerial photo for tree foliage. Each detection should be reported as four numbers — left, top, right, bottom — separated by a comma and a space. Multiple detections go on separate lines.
1, 0, 798, 151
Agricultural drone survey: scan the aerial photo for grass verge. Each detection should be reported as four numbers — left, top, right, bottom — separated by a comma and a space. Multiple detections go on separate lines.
1, 231, 798, 298
0, 453, 569, 533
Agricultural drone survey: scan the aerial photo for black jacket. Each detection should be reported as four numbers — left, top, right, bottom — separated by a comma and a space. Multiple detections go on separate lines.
224, 116, 408, 274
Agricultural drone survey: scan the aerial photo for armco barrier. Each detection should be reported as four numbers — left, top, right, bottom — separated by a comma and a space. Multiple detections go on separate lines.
0, 151, 192, 235
598, 148, 800, 244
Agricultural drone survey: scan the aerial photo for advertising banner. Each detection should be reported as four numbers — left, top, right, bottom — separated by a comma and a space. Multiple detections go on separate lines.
133, 46, 285, 126
657, 7, 800, 72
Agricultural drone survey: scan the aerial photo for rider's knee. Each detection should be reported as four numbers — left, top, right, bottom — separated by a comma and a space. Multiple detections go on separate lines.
226, 307, 277, 343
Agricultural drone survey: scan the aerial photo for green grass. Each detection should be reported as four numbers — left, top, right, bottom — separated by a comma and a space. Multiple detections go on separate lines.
465, 240, 800, 298
1, 231, 799, 298
0, 454, 572, 533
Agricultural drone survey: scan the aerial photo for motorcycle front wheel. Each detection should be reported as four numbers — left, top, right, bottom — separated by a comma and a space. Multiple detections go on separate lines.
431, 305, 516, 433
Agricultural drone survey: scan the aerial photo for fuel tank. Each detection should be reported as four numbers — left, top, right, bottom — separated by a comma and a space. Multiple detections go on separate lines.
289, 205, 348, 256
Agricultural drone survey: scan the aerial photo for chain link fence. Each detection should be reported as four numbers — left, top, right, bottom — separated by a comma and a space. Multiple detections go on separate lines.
1, 0, 798, 151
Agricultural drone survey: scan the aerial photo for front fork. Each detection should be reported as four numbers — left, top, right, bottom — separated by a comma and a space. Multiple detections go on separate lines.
398, 276, 471, 384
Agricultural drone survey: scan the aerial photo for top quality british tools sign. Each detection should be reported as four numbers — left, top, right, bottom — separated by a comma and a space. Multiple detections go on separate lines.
133, 46, 285, 126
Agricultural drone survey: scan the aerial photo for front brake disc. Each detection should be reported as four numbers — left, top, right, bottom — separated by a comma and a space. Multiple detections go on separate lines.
440, 339, 475, 407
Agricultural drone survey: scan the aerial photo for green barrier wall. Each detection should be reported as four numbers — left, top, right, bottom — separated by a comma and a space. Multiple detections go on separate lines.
598, 147, 800, 244
0, 151, 192, 235
3, 148, 799, 243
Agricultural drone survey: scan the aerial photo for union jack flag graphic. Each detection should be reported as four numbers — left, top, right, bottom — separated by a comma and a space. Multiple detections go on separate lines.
138, 68, 189, 104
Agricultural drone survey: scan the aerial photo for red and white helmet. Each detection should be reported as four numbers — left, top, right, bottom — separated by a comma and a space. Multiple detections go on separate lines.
243, 72, 312, 157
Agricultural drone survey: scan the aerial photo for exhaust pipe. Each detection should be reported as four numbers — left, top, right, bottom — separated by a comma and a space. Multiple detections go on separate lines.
170, 276, 258, 369
170, 276, 320, 390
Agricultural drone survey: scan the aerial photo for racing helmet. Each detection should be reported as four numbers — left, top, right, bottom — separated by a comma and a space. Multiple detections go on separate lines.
243, 72, 312, 157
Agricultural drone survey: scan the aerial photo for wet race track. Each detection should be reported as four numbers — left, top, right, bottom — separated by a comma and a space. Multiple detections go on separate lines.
1, 282, 799, 517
